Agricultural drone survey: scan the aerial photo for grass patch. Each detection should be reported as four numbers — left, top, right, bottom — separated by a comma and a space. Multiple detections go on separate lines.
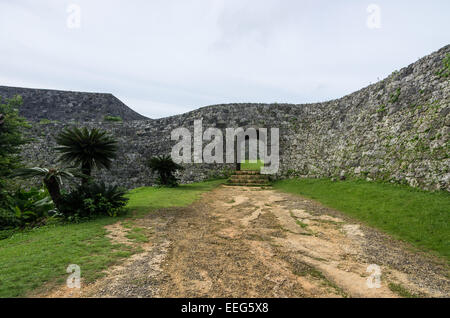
125, 227, 149, 243
274, 179, 450, 261
0, 217, 133, 297
292, 264, 348, 297
0, 180, 224, 297
295, 219, 308, 229
388, 283, 421, 298
289, 211, 308, 228
241, 160, 264, 171
126, 179, 225, 215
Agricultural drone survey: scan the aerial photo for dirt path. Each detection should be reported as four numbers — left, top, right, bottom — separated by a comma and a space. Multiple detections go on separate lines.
43, 185, 449, 298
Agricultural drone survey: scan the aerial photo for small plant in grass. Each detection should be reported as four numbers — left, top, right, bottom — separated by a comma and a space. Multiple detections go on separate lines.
147, 155, 184, 187
388, 283, 421, 298
290, 211, 308, 229
125, 227, 149, 243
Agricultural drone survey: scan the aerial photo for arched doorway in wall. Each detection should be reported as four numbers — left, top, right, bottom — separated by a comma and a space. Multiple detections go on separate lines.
235, 129, 260, 171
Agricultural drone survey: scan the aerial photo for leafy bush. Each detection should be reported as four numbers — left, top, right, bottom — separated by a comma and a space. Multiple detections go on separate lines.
12, 167, 77, 212
147, 155, 184, 187
0, 95, 29, 209
0, 187, 55, 230
0, 207, 20, 230
59, 182, 128, 220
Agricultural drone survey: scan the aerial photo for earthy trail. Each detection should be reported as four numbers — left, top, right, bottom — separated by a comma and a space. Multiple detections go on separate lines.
43, 185, 449, 298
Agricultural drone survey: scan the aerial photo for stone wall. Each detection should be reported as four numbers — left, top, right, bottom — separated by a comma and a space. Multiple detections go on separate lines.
0, 86, 147, 122
280, 45, 450, 191
18, 45, 450, 191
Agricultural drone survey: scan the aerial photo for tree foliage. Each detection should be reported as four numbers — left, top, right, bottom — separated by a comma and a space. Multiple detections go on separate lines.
55, 127, 118, 184
11, 167, 76, 211
147, 155, 184, 187
0, 95, 29, 204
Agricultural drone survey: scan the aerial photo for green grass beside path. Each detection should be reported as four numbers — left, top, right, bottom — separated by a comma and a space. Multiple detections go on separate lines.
274, 178, 450, 261
0, 180, 224, 297
126, 179, 224, 214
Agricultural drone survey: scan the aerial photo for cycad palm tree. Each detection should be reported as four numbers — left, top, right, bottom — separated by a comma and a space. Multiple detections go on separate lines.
12, 167, 75, 210
55, 127, 118, 185
147, 154, 183, 187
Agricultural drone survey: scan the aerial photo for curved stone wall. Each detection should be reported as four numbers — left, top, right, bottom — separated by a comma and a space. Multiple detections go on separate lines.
15, 45, 450, 191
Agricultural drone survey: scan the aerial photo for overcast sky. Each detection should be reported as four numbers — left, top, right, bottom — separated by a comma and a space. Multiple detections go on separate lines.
0, 0, 448, 118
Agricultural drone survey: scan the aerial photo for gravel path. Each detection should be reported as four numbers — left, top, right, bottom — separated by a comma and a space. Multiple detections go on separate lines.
42, 185, 449, 298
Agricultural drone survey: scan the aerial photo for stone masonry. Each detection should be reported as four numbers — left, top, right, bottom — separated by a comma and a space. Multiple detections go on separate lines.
5, 45, 449, 191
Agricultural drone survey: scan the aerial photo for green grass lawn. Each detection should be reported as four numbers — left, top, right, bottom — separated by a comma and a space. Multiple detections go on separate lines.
274, 179, 450, 261
241, 160, 264, 171
126, 179, 224, 214
0, 179, 224, 297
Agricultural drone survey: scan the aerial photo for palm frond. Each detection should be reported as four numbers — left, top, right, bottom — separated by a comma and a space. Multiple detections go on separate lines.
11, 167, 49, 178
12, 167, 76, 185
55, 127, 118, 171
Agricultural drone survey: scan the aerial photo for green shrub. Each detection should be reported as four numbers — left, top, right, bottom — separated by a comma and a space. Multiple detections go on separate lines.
11, 167, 77, 213
0, 95, 29, 209
0, 207, 20, 230
0, 187, 54, 230
147, 155, 184, 187
59, 182, 128, 220
0, 228, 17, 240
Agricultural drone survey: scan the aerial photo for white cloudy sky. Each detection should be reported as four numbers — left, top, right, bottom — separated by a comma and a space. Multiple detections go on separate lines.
0, 0, 449, 118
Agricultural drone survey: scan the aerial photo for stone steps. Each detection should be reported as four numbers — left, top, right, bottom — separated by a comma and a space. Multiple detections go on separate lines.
227, 170, 271, 187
